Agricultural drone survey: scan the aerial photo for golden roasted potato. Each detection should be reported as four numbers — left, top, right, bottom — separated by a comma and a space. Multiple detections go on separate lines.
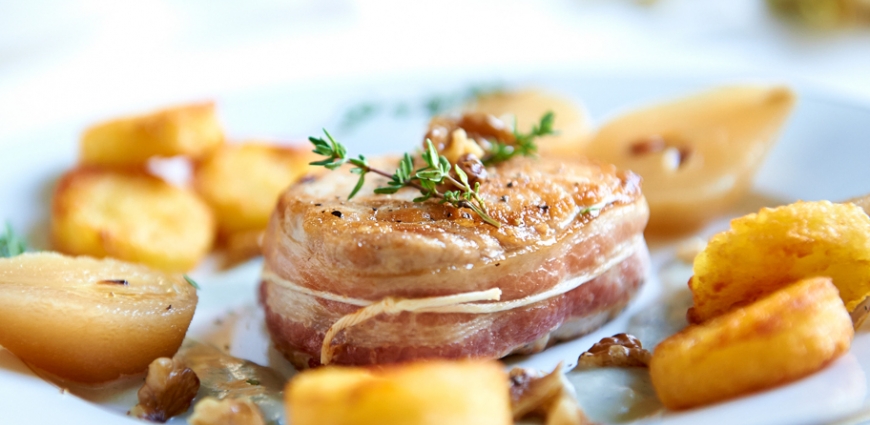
193, 142, 317, 235
51, 167, 215, 272
586, 86, 795, 234
286, 360, 512, 425
0, 252, 197, 383
80, 102, 223, 167
220, 229, 264, 269
651, 277, 853, 410
467, 89, 592, 157
688, 200, 870, 323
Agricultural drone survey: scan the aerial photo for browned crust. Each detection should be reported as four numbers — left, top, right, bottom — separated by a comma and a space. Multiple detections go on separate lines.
263, 156, 646, 300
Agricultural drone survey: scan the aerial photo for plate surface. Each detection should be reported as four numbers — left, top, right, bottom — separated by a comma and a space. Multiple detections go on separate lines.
2, 73, 870, 425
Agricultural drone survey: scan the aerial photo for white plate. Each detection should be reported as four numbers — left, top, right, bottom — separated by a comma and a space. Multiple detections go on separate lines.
2, 73, 870, 425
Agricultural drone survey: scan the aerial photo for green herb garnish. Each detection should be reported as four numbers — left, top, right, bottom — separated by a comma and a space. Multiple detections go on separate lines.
308, 110, 555, 228
339, 102, 381, 131
0, 221, 27, 258
309, 132, 500, 227
246, 379, 260, 386
483, 112, 555, 165
183, 275, 201, 290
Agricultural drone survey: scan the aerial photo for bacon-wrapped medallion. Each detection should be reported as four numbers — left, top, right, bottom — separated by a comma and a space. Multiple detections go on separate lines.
260, 156, 649, 368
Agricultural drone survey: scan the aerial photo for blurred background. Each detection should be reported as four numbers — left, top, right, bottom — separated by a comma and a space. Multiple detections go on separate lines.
1, 0, 869, 144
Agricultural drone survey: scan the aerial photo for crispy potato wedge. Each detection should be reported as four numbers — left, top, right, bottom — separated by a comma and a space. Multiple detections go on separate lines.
80, 102, 223, 167
586, 86, 795, 234
51, 167, 215, 272
286, 360, 512, 425
0, 252, 197, 383
467, 89, 592, 157
688, 200, 870, 323
193, 142, 317, 235
651, 277, 853, 410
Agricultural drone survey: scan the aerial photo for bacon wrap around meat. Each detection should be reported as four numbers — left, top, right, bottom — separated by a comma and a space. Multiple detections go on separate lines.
260, 156, 650, 368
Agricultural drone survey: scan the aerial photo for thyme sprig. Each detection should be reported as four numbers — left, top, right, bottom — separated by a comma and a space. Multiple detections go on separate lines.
308, 132, 500, 227
0, 221, 27, 258
183, 275, 201, 290
484, 111, 556, 165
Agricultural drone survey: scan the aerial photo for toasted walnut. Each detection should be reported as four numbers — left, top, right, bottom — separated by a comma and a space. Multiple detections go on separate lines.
576, 333, 652, 370
189, 397, 266, 425
509, 365, 594, 425
424, 116, 459, 152
454, 153, 488, 185
423, 112, 517, 164
440, 128, 486, 165
457, 112, 516, 144
509, 366, 564, 419
129, 357, 200, 423
545, 390, 595, 425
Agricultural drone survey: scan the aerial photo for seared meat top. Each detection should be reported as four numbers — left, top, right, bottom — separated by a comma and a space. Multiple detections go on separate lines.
271, 156, 645, 277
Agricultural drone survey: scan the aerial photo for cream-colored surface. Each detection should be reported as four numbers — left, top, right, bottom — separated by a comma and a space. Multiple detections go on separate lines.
586, 86, 795, 234
468, 89, 592, 157
0, 252, 197, 383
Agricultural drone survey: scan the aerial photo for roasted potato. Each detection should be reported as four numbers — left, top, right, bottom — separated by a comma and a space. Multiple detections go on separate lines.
467, 89, 592, 157
688, 200, 870, 323
80, 102, 223, 167
586, 86, 795, 234
651, 277, 853, 410
193, 142, 317, 235
286, 360, 512, 425
0, 252, 197, 383
51, 167, 215, 272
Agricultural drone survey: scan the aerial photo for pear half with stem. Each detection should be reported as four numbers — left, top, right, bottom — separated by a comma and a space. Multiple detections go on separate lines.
0, 252, 197, 383
586, 86, 795, 234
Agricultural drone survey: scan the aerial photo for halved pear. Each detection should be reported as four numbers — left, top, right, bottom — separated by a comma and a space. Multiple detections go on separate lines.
0, 252, 197, 383
467, 89, 593, 157
586, 86, 795, 234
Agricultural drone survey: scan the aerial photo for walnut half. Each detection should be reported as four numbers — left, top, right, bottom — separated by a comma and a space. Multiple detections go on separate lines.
129, 357, 200, 423
575, 333, 652, 370
189, 397, 266, 425
509, 365, 595, 425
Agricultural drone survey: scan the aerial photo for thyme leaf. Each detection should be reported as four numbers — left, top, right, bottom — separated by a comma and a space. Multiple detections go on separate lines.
308, 131, 500, 227
484, 111, 556, 165
183, 275, 201, 290
0, 222, 27, 258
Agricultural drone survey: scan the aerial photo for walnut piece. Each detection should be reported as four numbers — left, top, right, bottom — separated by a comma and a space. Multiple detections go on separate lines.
423, 112, 517, 164
454, 153, 488, 185
509, 365, 594, 425
441, 128, 486, 165
188, 397, 266, 425
509, 366, 563, 419
575, 333, 652, 370
129, 357, 200, 422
